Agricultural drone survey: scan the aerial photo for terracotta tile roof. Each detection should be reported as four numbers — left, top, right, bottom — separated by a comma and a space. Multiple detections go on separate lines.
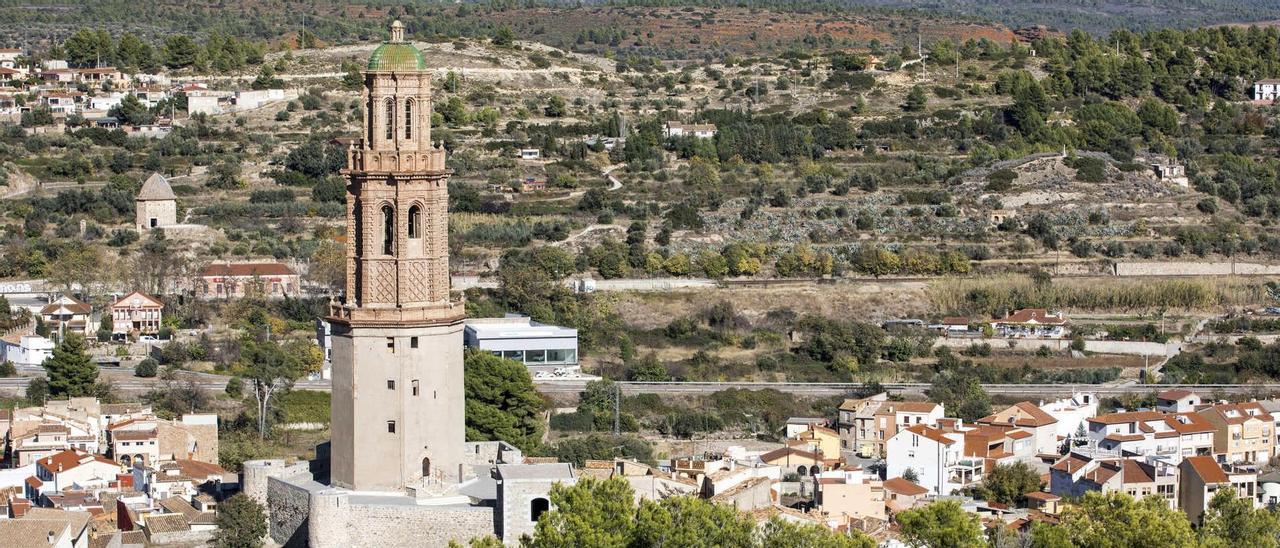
1087, 411, 1165, 425
39, 294, 91, 316
979, 402, 1058, 428
1157, 389, 1195, 401
883, 477, 928, 496
0, 518, 71, 547
760, 446, 821, 463
1117, 460, 1154, 484
1166, 412, 1216, 434
144, 513, 189, 534
1199, 402, 1274, 425
172, 459, 230, 478
37, 449, 118, 475
996, 308, 1065, 325
903, 424, 955, 446
881, 401, 941, 414
1051, 454, 1091, 473
1024, 491, 1060, 502
25, 476, 42, 488
1184, 455, 1229, 484
111, 291, 163, 309
200, 262, 296, 277
1006, 430, 1034, 440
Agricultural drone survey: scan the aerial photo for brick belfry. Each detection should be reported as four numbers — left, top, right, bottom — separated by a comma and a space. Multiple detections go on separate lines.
328, 20, 466, 492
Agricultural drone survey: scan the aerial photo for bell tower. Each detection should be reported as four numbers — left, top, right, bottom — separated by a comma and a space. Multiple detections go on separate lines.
328, 20, 466, 492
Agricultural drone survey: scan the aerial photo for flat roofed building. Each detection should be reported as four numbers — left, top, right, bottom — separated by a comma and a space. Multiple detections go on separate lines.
464, 315, 578, 368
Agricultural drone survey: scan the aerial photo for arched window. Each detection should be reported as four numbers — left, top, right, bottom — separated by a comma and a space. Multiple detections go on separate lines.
120, 455, 131, 467
404, 99, 414, 140
384, 98, 395, 141
797, 465, 808, 477
381, 205, 395, 255
422, 457, 431, 478
407, 205, 421, 239
530, 498, 550, 522
809, 464, 820, 476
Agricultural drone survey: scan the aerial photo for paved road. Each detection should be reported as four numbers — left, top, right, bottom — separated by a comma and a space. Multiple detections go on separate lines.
532, 380, 1280, 398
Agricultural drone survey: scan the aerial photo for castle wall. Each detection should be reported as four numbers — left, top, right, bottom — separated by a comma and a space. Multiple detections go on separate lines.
268, 476, 314, 547
306, 490, 496, 548
135, 199, 176, 231
242, 459, 311, 506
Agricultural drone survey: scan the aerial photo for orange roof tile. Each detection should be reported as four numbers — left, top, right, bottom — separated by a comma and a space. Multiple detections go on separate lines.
1183, 455, 1229, 484
883, 477, 928, 496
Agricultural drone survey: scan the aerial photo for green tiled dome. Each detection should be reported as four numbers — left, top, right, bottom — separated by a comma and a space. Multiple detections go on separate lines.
367, 42, 426, 71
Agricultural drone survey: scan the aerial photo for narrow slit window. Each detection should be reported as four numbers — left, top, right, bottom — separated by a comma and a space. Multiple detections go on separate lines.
412, 380, 420, 396
404, 99, 414, 140
387, 380, 395, 390
387, 421, 396, 433
410, 336, 419, 348
386, 337, 395, 352
408, 206, 421, 239
384, 98, 394, 141
382, 205, 395, 255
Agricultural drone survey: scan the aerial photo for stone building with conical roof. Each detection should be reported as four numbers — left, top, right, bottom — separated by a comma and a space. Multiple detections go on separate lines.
135, 173, 176, 232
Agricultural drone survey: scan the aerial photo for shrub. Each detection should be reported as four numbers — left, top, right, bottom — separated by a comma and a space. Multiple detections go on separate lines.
135, 358, 158, 378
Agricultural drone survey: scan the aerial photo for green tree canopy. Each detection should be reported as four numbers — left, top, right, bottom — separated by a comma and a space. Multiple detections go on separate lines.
464, 351, 544, 452
213, 493, 267, 548
1199, 488, 1280, 548
1042, 491, 1196, 548
897, 500, 985, 548
44, 334, 99, 397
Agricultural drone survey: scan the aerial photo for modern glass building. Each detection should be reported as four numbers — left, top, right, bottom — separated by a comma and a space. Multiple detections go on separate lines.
463, 315, 579, 367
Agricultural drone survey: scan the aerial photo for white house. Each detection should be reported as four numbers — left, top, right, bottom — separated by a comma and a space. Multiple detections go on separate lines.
25, 449, 121, 503
0, 335, 55, 366
0, 48, 20, 69
1156, 389, 1201, 413
1255, 79, 1280, 102
976, 401, 1060, 455
1041, 392, 1099, 439
663, 121, 717, 139
886, 424, 970, 495
1086, 411, 1215, 464
991, 308, 1067, 338
518, 148, 541, 160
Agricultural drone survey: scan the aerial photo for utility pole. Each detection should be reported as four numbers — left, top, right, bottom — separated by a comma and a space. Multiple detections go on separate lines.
612, 383, 620, 435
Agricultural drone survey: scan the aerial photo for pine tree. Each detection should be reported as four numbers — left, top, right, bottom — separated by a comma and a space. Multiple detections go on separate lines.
44, 334, 98, 397
213, 494, 267, 548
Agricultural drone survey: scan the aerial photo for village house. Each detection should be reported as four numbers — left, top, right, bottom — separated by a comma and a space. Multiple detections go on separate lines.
813, 468, 886, 523
961, 424, 1037, 468
135, 173, 177, 232
37, 90, 86, 115
937, 316, 975, 335
785, 417, 830, 438
12, 424, 74, 467
1179, 455, 1259, 526
0, 507, 93, 548
1040, 392, 1099, 439
885, 424, 979, 495
0, 335, 55, 367
518, 177, 546, 193
663, 121, 717, 139
758, 446, 832, 477
1254, 79, 1280, 102
25, 449, 121, 504
1086, 411, 1216, 463
991, 308, 1068, 338
881, 476, 929, 514
39, 294, 92, 338
577, 459, 698, 502
1024, 491, 1061, 515
1049, 453, 1178, 506
1197, 402, 1274, 465
977, 401, 1061, 455
110, 292, 163, 338
197, 262, 300, 299
0, 48, 21, 69
0, 66, 22, 83
1156, 389, 1201, 413
787, 424, 842, 459
518, 148, 541, 160
837, 395, 944, 458
134, 459, 235, 501
107, 418, 160, 469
